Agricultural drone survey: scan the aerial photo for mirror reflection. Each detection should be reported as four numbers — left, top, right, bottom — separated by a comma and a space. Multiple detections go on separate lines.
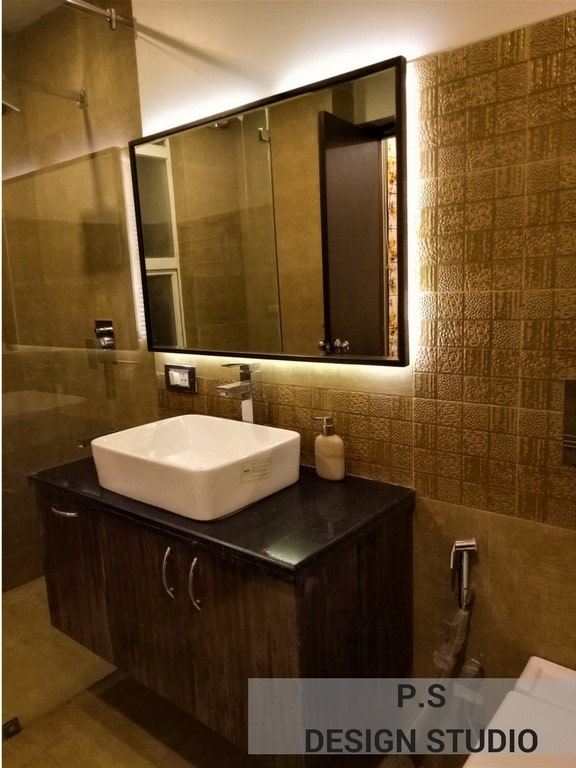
130, 56, 407, 365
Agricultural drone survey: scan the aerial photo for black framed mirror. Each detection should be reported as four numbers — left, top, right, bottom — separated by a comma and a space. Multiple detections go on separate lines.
129, 55, 407, 365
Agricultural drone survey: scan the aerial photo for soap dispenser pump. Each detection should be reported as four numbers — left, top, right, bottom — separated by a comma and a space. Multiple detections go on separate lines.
313, 416, 345, 481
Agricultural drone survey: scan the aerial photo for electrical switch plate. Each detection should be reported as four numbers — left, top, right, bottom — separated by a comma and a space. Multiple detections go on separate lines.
164, 365, 197, 393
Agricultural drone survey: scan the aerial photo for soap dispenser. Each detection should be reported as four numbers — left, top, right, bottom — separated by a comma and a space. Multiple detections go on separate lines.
313, 416, 345, 481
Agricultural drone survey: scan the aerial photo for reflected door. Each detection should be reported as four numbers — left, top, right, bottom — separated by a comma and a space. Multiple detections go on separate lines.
319, 111, 386, 357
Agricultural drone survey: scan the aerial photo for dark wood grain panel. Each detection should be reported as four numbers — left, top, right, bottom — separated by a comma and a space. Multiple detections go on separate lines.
37, 487, 113, 662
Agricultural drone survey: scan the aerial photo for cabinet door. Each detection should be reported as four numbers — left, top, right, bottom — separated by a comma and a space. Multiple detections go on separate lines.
101, 513, 300, 750
37, 487, 113, 662
100, 514, 197, 708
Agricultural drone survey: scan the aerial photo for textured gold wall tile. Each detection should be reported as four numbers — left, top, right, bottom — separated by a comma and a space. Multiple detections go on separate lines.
462, 482, 489, 508
494, 290, 522, 319
388, 444, 413, 469
493, 259, 523, 289
554, 256, 576, 288
521, 290, 554, 320
492, 320, 521, 347
415, 347, 437, 372
419, 85, 438, 119
529, 52, 564, 93
437, 424, 462, 452
495, 130, 527, 166
368, 417, 391, 441
466, 169, 495, 201
437, 373, 464, 401
436, 477, 462, 504
519, 408, 549, 437
436, 451, 462, 478
414, 448, 437, 475
552, 319, 576, 351
347, 391, 371, 414
494, 197, 525, 230
348, 414, 373, 437
464, 348, 491, 377
491, 349, 520, 378
464, 291, 492, 318
466, 230, 494, 259
463, 428, 490, 456
439, 233, 466, 262
466, 72, 498, 107
494, 227, 525, 259
497, 63, 529, 101
419, 262, 437, 292
414, 372, 437, 399
495, 99, 528, 135
466, 138, 496, 172
438, 49, 467, 82
526, 158, 560, 193
519, 352, 555, 384
438, 145, 466, 176
490, 405, 518, 434
523, 258, 554, 289
530, 15, 565, 57
437, 402, 463, 428
368, 393, 392, 419
560, 155, 576, 188
528, 90, 563, 126
463, 319, 490, 347
437, 293, 464, 319
489, 377, 520, 407
414, 472, 436, 497
495, 165, 525, 198
490, 432, 518, 462
559, 189, 576, 222
390, 420, 414, 445
488, 486, 516, 514
463, 375, 491, 403
414, 398, 437, 423
346, 436, 372, 462
419, 206, 438, 236
527, 122, 561, 160
437, 347, 464, 374
438, 111, 466, 145
551, 351, 576, 377
517, 491, 547, 521
438, 263, 464, 292
489, 460, 517, 487
439, 80, 468, 113
438, 175, 466, 205
463, 454, 489, 483
463, 402, 491, 430
498, 28, 529, 66
414, 55, 438, 86
467, 105, 496, 142
328, 389, 349, 412
558, 222, 576, 254
545, 496, 576, 528
414, 423, 436, 449
565, 47, 576, 83
467, 38, 498, 75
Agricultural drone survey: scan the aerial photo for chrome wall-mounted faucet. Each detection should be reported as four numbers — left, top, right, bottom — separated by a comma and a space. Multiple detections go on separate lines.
216, 363, 254, 423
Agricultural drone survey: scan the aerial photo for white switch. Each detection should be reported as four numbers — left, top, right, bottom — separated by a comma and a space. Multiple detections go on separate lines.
169, 369, 189, 387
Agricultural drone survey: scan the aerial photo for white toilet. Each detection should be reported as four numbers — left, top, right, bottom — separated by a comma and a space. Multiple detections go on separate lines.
463, 656, 576, 767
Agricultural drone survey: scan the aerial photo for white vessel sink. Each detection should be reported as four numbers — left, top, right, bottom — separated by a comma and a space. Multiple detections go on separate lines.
91, 415, 301, 521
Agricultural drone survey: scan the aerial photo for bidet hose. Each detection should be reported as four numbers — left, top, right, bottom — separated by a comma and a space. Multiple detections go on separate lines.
432, 607, 470, 678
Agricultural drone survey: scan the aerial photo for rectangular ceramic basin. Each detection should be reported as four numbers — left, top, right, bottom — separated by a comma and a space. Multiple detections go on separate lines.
91, 415, 300, 521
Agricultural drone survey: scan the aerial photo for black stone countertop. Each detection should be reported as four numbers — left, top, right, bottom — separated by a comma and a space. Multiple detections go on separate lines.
30, 458, 414, 581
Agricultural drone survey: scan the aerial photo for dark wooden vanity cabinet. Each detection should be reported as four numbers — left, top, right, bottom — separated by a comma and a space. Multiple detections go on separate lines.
32, 459, 414, 768
37, 487, 113, 663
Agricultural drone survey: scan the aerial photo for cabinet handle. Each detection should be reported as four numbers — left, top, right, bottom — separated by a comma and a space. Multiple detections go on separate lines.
188, 556, 202, 612
161, 546, 175, 599
50, 506, 78, 518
